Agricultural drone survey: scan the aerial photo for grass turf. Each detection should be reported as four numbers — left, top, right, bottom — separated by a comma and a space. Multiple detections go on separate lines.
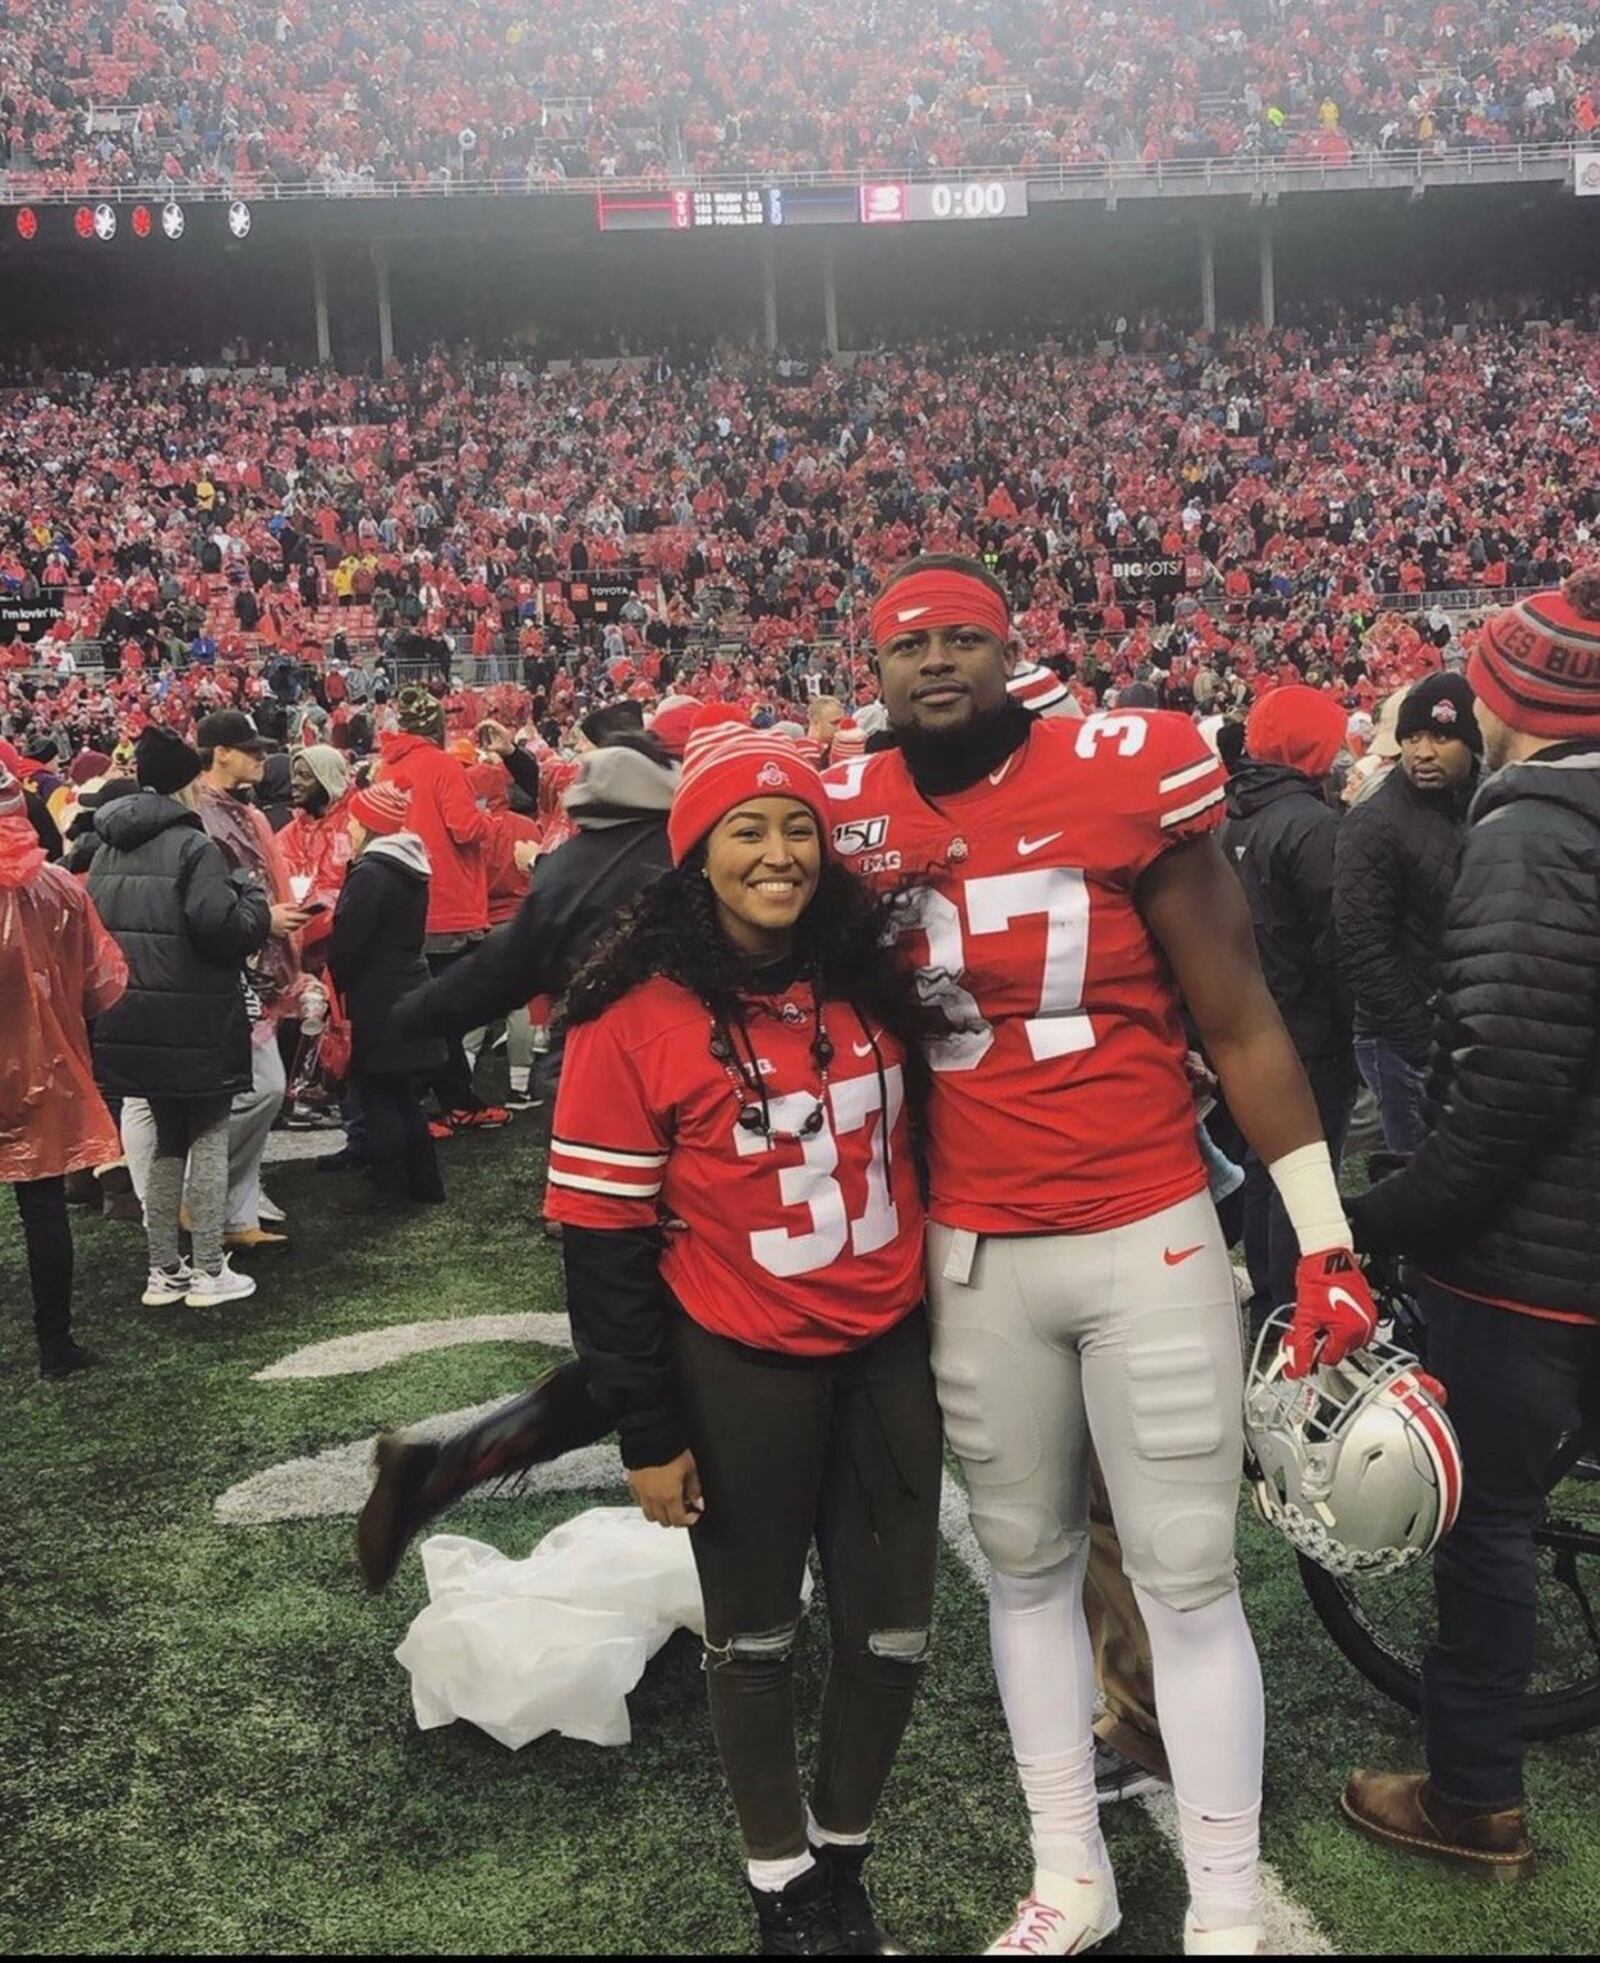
2, 1123, 1597, 1955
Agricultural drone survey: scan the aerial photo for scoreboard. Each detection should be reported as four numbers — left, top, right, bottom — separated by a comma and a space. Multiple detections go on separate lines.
597, 179, 1028, 233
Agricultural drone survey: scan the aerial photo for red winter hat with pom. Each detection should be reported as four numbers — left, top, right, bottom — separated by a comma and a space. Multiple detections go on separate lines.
1471, 572, 1600, 740
667, 707, 831, 867
350, 779, 413, 837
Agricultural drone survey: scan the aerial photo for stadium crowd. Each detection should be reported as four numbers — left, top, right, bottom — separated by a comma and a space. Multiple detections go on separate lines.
1, 0, 1596, 194
4, 297, 1600, 747
7, 547, 1600, 1956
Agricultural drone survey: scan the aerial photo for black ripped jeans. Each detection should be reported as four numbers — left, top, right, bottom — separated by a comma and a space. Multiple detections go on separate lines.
675, 1306, 943, 1861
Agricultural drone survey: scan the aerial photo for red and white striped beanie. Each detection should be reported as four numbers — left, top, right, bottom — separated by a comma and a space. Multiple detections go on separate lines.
829, 719, 868, 760
350, 779, 413, 837
667, 707, 830, 866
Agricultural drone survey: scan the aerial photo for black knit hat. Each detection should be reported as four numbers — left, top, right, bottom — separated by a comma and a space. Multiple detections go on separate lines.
135, 725, 204, 795
1395, 672, 1481, 755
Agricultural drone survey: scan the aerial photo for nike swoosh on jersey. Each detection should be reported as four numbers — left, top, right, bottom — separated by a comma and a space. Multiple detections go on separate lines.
1017, 831, 1064, 857
1163, 1244, 1205, 1266
853, 1040, 876, 1057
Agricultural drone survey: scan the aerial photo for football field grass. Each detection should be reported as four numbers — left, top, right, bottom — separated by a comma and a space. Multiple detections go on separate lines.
3, 1121, 1597, 1955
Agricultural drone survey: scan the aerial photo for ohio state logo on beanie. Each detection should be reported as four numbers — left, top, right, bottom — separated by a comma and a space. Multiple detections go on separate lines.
666, 710, 830, 866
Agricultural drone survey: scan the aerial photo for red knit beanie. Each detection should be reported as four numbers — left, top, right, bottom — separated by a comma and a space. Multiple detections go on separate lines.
1245, 684, 1349, 779
830, 718, 868, 760
1470, 573, 1600, 740
350, 780, 413, 837
0, 760, 23, 820
667, 710, 830, 866
647, 698, 701, 760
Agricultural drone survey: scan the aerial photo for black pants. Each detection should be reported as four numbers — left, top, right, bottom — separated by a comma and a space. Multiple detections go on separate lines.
1421, 1281, 1600, 1808
10, 1177, 72, 1359
1242, 1050, 1356, 1322
675, 1308, 943, 1862
356, 1071, 443, 1200
425, 946, 485, 1115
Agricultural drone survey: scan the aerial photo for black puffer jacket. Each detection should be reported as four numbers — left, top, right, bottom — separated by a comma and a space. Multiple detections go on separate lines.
1221, 762, 1350, 1062
87, 791, 272, 1100
328, 835, 448, 1079
1350, 745, 1600, 1320
395, 743, 676, 1099
1333, 761, 1478, 1059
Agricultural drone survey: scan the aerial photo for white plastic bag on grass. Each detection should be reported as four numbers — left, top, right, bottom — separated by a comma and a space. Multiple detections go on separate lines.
395, 1506, 712, 1750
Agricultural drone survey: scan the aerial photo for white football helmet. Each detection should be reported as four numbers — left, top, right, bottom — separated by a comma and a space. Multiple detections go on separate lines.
1244, 1309, 1463, 1579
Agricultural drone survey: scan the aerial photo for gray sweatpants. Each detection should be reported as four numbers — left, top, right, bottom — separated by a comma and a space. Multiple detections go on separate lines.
145, 1096, 231, 1275
927, 1189, 1245, 1611
122, 1039, 287, 1232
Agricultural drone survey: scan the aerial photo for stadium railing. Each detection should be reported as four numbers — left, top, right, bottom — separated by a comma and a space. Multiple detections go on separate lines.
0, 141, 1585, 204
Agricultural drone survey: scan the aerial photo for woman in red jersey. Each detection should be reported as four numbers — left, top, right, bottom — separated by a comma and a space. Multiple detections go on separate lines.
545, 714, 942, 1958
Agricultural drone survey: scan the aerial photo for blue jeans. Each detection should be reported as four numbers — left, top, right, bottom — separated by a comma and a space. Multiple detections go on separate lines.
1354, 1035, 1428, 1156
1420, 1282, 1600, 1807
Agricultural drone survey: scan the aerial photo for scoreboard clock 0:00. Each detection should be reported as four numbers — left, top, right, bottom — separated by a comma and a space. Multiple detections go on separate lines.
908, 180, 1029, 221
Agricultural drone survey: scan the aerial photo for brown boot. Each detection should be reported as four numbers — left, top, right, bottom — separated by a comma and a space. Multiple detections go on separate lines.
98, 1164, 142, 1223
1341, 1771, 1535, 1882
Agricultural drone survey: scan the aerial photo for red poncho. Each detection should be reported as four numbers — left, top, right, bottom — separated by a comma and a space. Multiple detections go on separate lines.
0, 817, 128, 1183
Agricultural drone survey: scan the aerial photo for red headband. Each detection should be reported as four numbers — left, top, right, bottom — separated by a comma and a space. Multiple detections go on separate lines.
869, 570, 1009, 649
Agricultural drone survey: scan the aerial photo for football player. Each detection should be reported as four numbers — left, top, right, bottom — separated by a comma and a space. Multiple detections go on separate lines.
825, 556, 1378, 1958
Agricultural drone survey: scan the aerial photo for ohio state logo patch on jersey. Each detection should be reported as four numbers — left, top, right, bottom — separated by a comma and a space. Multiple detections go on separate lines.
832, 815, 890, 856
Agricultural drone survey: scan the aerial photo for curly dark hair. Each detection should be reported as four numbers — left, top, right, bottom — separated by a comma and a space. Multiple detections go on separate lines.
564, 852, 952, 1127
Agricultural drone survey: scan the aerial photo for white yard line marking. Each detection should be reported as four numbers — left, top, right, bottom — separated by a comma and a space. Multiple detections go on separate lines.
254, 1313, 573, 1381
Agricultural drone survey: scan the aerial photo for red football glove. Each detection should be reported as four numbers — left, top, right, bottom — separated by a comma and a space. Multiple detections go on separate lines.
1282, 1248, 1379, 1380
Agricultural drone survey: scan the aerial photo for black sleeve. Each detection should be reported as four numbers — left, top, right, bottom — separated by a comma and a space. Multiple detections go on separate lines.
1350, 811, 1600, 1255
327, 862, 381, 996
561, 1224, 687, 1471
502, 744, 540, 805
392, 854, 573, 1036
26, 791, 63, 863
1287, 803, 1352, 1043
180, 836, 272, 963
1333, 797, 1431, 1057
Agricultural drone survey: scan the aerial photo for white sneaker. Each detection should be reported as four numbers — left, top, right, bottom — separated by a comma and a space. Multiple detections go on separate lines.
141, 1262, 193, 1307
185, 1258, 258, 1308
1183, 1909, 1266, 1956
986, 1868, 1120, 1956
257, 1192, 287, 1224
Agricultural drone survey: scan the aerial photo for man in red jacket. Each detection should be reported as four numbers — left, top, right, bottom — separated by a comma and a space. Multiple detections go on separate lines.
377, 687, 508, 1130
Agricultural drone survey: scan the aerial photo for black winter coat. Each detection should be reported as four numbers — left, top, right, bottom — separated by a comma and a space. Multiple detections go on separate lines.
394, 746, 676, 1098
1220, 762, 1350, 1063
1350, 745, 1600, 1321
87, 791, 272, 1100
1333, 762, 1478, 1059
327, 837, 448, 1079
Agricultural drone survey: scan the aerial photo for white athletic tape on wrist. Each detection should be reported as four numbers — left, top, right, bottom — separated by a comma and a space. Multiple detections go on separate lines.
1266, 1141, 1352, 1256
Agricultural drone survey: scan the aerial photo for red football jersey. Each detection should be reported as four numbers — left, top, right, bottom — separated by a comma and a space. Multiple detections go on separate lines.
824, 711, 1227, 1235
544, 977, 924, 1354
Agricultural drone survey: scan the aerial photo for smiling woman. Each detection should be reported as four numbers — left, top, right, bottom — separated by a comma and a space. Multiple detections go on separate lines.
523, 710, 961, 1951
